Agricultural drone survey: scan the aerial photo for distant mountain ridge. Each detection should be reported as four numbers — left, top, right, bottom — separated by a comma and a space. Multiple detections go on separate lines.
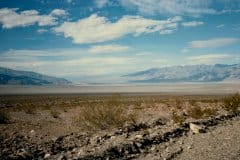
124, 64, 240, 83
0, 67, 71, 85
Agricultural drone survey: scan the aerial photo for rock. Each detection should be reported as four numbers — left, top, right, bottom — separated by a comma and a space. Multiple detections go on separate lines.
30, 130, 35, 134
187, 144, 193, 150
179, 140, 183, 145
189, 123, 205, 134
154, 118, 167, 126
44, 153, 51, 159
57, 154, 66, 160
135, 134, 143, 139
17, 149, 33, 159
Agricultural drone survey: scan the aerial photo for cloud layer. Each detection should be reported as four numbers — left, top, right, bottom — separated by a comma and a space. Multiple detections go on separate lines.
182, 21, 204, 27
189, 38, 239, 49
187, 54, 232, 64
88, 44, 130, 54
54, 14, 182, 44
0, 8, 67, 29
120, 0, 215, 16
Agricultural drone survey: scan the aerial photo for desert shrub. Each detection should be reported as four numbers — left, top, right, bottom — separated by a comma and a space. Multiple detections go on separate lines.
187, 106, 204, 119
23, 105, 37, 114
222, 93, 240, 113
187, 106, 218, 119
188, 99, 197, 106
42, 104, 51, 110
175, 98, 184, 109
0, 111, 11, 124
50, 109, 60, 118
172, 111, 186, 125
202, 108, 218, 117
76, 94, 137, 130
106, 93, 121, 106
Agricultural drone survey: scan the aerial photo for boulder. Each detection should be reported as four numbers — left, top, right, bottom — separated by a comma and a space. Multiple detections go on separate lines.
189, 123, 205, 134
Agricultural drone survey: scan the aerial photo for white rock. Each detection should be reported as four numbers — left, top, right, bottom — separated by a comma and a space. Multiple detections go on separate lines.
189, 123, 204, 134
30, 130, 35, 134
44, 153, 51, 159
135, 134, 143, 139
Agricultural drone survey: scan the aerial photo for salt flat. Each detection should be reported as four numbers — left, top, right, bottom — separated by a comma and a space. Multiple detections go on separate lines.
0, 82, 239, 95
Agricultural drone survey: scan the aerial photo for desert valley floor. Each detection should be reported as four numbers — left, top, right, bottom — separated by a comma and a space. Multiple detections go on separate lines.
0, 83, 240, 159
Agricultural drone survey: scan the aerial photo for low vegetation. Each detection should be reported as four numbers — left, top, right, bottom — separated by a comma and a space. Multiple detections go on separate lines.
172, 110, 186, 124
187, 106, 218, 119
0, 93, 239, 132
0, 111, 11, 124
75, 94, 137, 130
222, 93, 240, 113
23, 106, 37, 114
50, 109, 61, 118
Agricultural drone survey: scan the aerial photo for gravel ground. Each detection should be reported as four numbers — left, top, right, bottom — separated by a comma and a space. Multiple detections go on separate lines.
177, 118, 240, 160
2, 113, 239, 160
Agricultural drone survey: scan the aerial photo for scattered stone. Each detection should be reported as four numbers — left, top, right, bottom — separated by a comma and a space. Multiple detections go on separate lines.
44, 153, 51, 159
189, 123, 205, 134
1, 112, 239, 160
135, 134, 143, 139
16, 149, 33, 159
187, 145, 192, 150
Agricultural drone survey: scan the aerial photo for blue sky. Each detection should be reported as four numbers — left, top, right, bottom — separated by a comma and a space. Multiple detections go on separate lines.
0, 0, 239, 83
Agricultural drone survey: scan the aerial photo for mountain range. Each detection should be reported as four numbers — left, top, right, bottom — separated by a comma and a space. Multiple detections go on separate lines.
0, 64, 239, 85
124, 64, 240, 83
0, 67, 71, 85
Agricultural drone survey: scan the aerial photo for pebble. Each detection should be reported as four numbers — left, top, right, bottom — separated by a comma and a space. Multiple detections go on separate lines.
189, 123, 205, 134
44, 153, 51, 159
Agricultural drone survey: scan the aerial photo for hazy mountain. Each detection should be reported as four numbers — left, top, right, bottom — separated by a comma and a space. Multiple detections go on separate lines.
0, 67, 71, 85
124, 64, 240, 83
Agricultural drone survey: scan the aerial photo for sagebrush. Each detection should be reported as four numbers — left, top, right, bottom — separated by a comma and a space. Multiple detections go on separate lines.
222, 93, 240, 113
0, 111, 11, 124
76, 94, 137, 130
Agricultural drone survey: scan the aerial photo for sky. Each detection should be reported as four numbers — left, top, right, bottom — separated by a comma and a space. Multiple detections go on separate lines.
0, 0, 239, 83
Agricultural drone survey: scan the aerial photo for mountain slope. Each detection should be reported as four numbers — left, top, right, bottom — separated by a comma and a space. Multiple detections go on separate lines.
124, 64, 240, 83
0, 67, 71, 85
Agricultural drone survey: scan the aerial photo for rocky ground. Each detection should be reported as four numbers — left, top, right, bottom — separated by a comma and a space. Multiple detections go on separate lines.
0, 94, 240, 160
1, 113, 240, 160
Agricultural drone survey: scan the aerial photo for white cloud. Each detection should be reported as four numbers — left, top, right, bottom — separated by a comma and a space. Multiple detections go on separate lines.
216, 24, 225, 28
0, 8, 66, 29
65, 57, 132, 65
189, 38, 239, 49
159, 29, 174, 35
182, 21, 204, 27
120, 0, 216, 16
50, 9, 67, 16
94, 0, 109, 8
54, 14, 182, 44
220, 9, 240, 14
187, 54, 232, 64
88, 44, 130, 54
181, 48, 189, 53
37, 29, 48, 33
0, 49, 136, 78
120, 0, 240, 16
152, 59, 168, 64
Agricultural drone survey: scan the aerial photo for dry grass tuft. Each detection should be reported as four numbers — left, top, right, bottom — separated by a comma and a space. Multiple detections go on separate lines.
172, 110, 186, 124
23, 105, 37, 114
0, 111, 11, 124
202, 108, 218, 117
222, 93, 240, 113
50, 109, 60, 118
187, 106, 218, 119
75, 94, 137, 130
